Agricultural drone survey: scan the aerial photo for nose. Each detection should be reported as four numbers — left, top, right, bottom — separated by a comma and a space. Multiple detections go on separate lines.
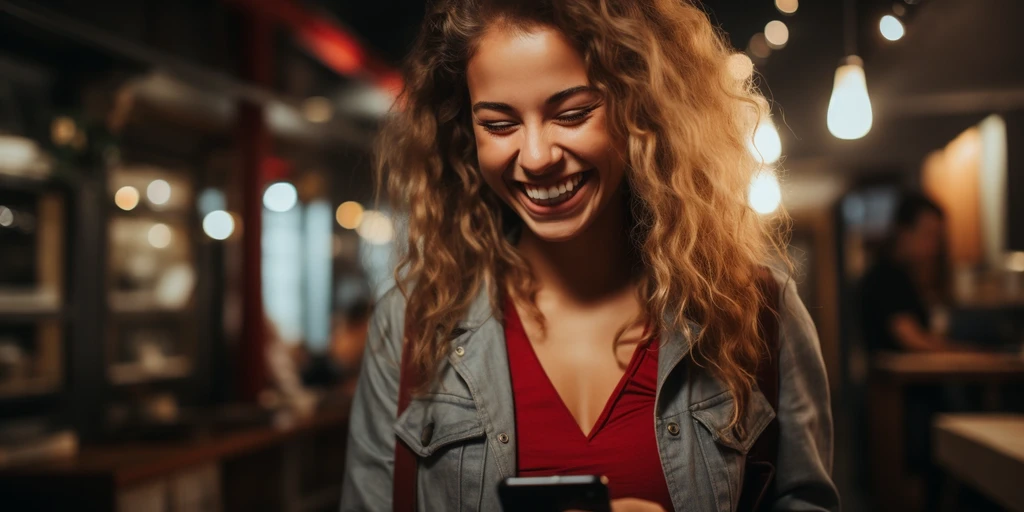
518, 126, 563, 176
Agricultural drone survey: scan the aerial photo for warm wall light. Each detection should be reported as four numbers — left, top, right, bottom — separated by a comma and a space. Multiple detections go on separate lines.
203, 210, 235, 240
336, 201, 364, 229
879, 15, 905, 41
749, 118, 782, 165
1007, 252, 1024, 272
749, 170, 782, 215
827, 56, 873, 140
115, 186, 140, 211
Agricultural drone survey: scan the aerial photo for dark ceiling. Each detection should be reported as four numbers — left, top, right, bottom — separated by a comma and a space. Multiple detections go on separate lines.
314, 0, 1024, 175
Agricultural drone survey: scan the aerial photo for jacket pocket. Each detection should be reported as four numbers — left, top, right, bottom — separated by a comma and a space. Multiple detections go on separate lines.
394, 394, 488, 511
689, 390, 776, 512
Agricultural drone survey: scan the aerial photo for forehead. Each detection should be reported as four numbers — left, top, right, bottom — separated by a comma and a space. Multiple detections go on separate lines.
466, 25, 589, 104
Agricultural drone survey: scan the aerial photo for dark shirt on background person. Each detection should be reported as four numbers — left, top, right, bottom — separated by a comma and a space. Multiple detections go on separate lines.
860, 258, 930, 353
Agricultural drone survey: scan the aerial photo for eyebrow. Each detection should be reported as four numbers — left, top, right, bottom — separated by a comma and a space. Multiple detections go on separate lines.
471, 85, 595, 114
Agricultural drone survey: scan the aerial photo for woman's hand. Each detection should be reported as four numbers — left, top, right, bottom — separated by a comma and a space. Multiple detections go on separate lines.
609, 498, 667, 512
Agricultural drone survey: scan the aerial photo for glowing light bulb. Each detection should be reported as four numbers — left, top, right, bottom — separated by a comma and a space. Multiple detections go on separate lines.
749, 170, 782, 215
827, 56, 873, 140
749, 118, 782, 165
879, 15, 905, 41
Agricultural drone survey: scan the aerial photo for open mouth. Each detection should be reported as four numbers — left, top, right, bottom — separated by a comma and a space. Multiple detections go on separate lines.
518, 170, 592, 208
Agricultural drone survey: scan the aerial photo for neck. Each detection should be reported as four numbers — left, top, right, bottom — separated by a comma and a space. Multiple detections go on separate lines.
516, 190, 636, 306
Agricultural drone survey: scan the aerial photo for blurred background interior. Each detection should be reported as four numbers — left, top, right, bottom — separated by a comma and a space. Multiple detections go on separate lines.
0, 0, 1022, 511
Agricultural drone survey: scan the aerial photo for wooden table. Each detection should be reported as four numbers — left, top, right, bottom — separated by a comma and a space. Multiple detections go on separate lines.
867, 352, 1024, 511
934, 414, 1024, 511
0, 409, 350, 512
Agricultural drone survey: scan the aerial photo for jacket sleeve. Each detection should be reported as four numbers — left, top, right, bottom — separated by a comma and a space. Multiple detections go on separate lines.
771, 275, 841, 511
340, 291, 403, 511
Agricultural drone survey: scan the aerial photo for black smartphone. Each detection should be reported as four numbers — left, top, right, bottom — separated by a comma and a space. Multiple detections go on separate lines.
498, 475, 611, 512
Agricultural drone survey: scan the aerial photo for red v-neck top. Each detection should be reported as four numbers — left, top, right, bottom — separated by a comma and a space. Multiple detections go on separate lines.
504, 299, 674, 511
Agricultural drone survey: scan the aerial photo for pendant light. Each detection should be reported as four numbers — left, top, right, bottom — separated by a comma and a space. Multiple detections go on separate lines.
827, 0, 873, 140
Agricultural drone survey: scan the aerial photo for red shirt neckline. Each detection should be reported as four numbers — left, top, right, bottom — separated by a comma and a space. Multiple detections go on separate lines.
504, 298, 653, 440
504, 297, 674, 511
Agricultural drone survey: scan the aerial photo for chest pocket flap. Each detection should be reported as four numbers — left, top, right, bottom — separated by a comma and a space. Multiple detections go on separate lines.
690, 389, 776, 454
394, 394, 486, 457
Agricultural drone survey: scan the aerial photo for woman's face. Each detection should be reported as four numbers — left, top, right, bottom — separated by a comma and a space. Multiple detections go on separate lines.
466, 24, 627, 242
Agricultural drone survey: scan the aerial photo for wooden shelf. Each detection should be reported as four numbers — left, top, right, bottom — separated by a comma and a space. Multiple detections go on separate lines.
108, 357, 191, 385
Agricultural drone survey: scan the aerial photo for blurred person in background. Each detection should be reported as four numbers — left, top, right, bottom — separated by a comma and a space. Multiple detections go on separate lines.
266, 273, 373, 414
859, 191, 971, 509
301, 297, 372, 398
341, 0, 838, 511
859, 192, 963, 353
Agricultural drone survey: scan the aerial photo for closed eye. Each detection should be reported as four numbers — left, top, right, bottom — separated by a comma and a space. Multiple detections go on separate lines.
477, 120, 518, 134
556, 104, 599, 125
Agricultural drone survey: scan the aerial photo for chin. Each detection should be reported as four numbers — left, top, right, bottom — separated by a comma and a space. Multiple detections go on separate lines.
519, 216, 591, 243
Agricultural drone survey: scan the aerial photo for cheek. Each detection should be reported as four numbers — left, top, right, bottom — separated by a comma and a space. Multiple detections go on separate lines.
474, 131, 512, 192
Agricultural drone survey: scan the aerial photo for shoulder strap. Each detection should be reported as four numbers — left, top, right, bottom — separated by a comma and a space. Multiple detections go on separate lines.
738, 267, 782, 512
393, 316, 422, 512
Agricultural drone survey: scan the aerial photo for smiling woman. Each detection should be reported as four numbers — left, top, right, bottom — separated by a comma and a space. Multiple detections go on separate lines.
341, 1, 838, 511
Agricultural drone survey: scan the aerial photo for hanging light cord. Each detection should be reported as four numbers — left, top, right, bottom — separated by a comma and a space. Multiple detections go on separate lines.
844, 0, 858, 56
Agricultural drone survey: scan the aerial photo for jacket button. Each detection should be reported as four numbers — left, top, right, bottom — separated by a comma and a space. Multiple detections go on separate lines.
497, 433, 509, 444
666, 422, 680, 436
421, 422, 435, 446
454, 346, 465, 357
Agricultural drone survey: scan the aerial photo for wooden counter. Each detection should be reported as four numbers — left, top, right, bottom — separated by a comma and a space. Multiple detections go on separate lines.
867, 351, 1024, 511
0, 408, 350, 512
934, 414, 1024, 512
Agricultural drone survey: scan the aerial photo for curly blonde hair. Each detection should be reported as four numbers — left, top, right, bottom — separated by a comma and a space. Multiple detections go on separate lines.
378, 0, 790, 430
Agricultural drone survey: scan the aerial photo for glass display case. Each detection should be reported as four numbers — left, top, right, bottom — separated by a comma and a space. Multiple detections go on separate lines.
0, 184, 66, 398
105, 162, 197, 385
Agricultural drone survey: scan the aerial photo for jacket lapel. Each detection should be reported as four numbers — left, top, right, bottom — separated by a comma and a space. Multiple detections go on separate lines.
445, 284, 518, 479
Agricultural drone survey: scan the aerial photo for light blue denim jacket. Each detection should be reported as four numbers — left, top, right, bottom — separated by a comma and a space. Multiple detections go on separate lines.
340, 271, 839, 511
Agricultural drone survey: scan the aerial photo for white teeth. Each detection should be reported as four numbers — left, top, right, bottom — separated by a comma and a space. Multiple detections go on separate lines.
523, 172, 586, 202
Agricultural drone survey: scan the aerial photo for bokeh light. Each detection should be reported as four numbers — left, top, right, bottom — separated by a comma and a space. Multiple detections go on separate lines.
765, 20, 790, 49
263, 182, 298, 213
356, 210, 394, 245
148, 223, 172, 249
749, 170, 782, 215
0, 205, 13, 227
336, 201, 364, 229
115, 186, 140, 211
880, 15, 905, 41
776, 0, 799, 15
203, 210, 235, 240
727, 53, 755, 82
147, 179, 171, 206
